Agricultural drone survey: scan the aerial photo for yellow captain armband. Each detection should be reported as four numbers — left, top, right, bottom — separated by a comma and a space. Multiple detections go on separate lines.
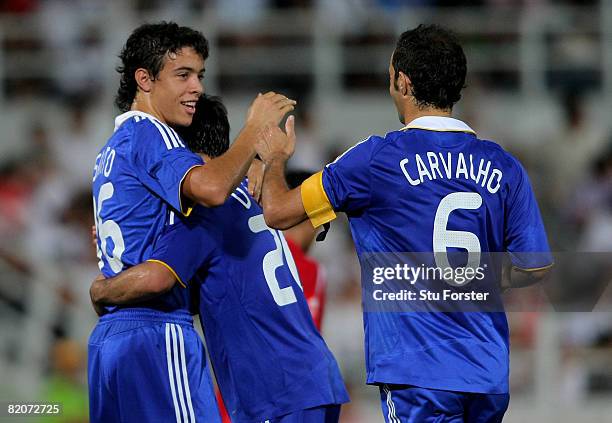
301, 171, 337, 228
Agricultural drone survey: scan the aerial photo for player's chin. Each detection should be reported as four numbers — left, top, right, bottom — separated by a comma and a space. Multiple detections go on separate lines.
175, 113, 194, 128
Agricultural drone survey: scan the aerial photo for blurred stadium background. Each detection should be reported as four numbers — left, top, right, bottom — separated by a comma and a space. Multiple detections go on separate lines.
1, 0, 611, 422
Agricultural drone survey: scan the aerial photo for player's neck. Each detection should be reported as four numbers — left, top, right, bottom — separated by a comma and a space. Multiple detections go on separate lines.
131, 96, 166, 124
402, 105, 452, 126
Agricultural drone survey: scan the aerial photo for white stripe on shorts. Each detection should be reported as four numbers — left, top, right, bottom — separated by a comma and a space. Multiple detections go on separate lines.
170, 323, 190, 422
166, 323, 182, 422
176, 324, 196, 423
384, 385, 401, 423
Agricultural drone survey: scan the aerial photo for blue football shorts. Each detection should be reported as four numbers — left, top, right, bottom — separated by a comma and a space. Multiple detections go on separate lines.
88, 309, 220, 423
379, 384, 509, 423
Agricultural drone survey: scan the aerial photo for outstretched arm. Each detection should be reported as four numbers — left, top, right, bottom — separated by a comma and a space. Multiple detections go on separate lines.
182, 92, 296, 207
90, 261, 177, 315
261, 159, 304, 230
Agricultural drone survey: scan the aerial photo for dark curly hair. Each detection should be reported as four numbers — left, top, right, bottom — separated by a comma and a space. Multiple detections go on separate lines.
115, 21, 209, 112
392, 25, 466, 111
176, 95, 229, 158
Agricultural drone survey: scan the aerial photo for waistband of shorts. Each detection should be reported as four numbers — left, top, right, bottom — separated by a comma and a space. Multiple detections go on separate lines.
99, 308, 193, 326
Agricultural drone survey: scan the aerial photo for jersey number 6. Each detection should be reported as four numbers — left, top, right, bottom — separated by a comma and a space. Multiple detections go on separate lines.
433, 192, 482, 286
93, 182, 126, 273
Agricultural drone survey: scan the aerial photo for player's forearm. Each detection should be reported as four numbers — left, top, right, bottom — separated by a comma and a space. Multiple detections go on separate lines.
183, 125, 258, 207
90, 262, 175, 306
261, 155, 307, 229
502, 265, 552, 290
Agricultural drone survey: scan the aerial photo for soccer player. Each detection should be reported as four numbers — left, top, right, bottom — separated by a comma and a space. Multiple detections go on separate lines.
89, 22, 294, 422
90, 94, 349, 423
256, 25, 553, 422
284, 170, 328, 330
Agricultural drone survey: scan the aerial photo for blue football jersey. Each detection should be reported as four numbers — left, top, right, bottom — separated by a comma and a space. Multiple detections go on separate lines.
150, 179, 349, 422
92, 111, 203, 312
310, 116, 552, 394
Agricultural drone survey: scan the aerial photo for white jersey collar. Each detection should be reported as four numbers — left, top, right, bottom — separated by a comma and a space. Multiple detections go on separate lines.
114, 110, 162, 132
401, 116, 475, 134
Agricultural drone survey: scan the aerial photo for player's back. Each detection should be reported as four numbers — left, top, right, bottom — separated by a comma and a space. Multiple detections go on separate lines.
92, 111, 203, 312
192, 180, 348, 422
322, 116, 551, 394
350, 121, 520, 256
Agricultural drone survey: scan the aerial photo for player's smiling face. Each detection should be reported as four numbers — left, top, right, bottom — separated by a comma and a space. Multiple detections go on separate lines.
149, 47, 205, 127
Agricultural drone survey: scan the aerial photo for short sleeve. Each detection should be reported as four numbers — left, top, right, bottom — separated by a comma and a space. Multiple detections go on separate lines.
131, 118, 203, 215
504, 159, 553, 270
148, 214, 217, 287
321, 136, 380, 213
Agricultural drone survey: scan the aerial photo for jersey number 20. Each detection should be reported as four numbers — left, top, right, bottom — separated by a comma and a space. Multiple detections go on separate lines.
249, 214, 303, 306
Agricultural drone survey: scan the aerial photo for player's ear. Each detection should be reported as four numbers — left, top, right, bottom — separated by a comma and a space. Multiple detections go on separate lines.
134, 68, 154, 93
398, 72, 411, 97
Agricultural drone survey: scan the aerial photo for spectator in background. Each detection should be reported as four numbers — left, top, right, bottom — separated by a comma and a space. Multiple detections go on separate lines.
49, 97, 103, 189
535, 91, 606, 249
574, 143, 612, 251
0, 122, 52, 239
0, 159, 38, 238
39, 0, 104, 99
544, 92, 605, 215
